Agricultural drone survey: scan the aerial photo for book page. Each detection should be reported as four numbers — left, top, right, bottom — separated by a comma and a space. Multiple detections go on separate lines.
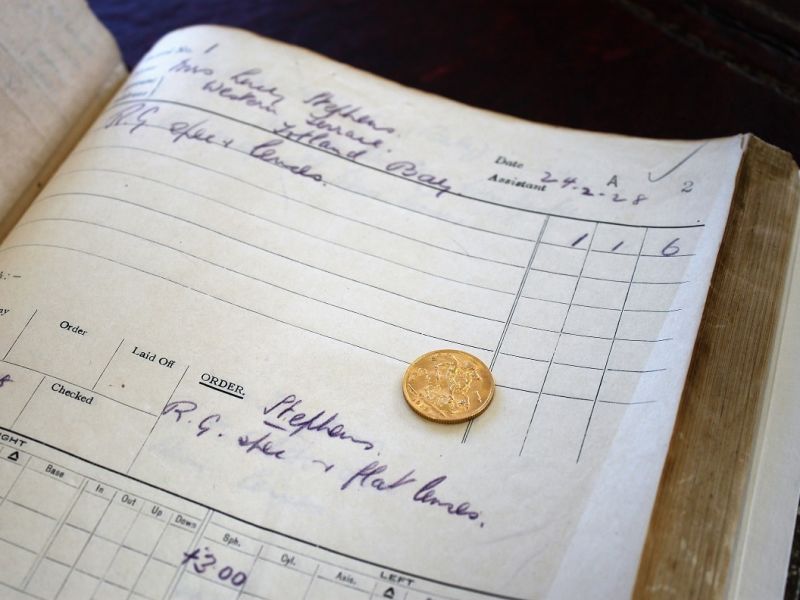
0, 26, 745, 599
0, 0, 126, 239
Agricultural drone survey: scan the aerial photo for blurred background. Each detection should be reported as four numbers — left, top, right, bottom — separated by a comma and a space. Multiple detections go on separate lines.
88, 1, 800, 596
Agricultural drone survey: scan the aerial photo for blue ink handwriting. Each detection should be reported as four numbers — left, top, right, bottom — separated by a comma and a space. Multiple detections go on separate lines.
263, 394, 375, 450
181, 547, 247, 587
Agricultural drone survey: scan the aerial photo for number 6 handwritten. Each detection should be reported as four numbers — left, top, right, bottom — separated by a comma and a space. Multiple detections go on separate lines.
661, 238, 680, 257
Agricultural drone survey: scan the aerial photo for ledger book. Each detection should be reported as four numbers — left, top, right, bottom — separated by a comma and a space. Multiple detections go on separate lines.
1, 2, 799, 599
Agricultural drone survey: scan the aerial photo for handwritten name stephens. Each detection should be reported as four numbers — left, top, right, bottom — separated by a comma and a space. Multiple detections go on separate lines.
262, 394, 374, 450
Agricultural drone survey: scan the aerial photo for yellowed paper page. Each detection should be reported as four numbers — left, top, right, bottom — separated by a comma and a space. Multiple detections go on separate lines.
0, 0, 126, 238
0, 26, 744, 599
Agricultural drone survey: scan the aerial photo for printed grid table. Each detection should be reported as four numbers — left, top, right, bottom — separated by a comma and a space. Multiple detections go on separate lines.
0, 434, 500, 600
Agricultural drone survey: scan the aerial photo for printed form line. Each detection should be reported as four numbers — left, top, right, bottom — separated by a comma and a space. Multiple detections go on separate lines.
519, 223, 598, 456
0, 244, 410, 366
15, 218, 499, 354
62, 166, 519, 295
70, 148, 532, 243
3, 309, 37, 361
3, 359, 157, 417
128, 364, 190, 475
35, 193, 506, 324
576, 229, 649, 462
75, 131, 527, 271
462, 217, 549, 443
93, 338, 124, 390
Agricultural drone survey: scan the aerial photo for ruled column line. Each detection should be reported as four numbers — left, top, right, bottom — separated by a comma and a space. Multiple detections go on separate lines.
3, 309, 37, 360
518, 223, 598, 456
576, 228, 649, 462
462, 216, 550, 444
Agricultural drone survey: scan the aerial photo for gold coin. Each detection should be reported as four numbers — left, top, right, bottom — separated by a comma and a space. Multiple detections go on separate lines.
402, 349, 495, 424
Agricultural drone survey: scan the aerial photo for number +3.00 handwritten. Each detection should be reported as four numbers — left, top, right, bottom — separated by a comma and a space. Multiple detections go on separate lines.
181, 546, 247, 587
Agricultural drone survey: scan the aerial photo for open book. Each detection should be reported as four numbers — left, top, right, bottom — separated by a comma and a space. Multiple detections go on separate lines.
1, 2, 799, 599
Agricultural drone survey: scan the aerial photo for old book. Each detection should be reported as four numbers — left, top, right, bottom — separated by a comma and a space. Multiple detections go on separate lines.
0, 2, 798, 599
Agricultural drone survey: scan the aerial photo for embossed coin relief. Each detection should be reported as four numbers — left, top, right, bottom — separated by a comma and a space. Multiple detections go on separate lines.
402, 350, 495, 424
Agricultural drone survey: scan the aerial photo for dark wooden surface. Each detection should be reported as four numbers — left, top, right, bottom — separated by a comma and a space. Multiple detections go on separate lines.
88, 1, 800, 596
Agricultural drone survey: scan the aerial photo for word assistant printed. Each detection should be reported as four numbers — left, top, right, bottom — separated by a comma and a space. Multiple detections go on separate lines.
0, 26, 743, 600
